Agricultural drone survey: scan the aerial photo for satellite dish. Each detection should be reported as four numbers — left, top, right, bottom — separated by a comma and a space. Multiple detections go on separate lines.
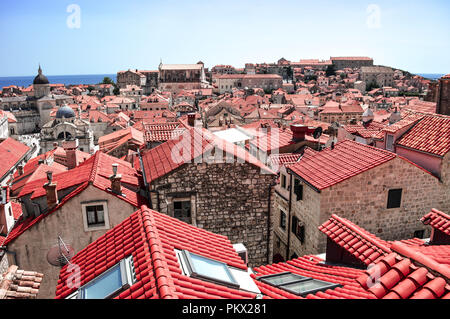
313, 127, 323, 139
46, 237, 75, 267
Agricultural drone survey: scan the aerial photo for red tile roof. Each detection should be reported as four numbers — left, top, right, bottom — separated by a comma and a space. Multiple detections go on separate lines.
0, 265, 43, 299
17, 151, 145, 204
396, 114, 450, 157
0, 138, 30, 180
289, 140, 396, 190
319, 215, 392, 266
55, 205, 257, 299
139, 128, 275, 184
356, 242, 450, 299
252, 255, 375, 299
267, 153, 301, 168
421, 209, 450, 236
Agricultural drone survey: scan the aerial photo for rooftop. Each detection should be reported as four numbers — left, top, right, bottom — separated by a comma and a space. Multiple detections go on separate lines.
289, 140, 396, 191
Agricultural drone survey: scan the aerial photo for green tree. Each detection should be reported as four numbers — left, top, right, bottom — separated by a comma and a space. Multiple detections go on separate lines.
101, 77, 115, 85
326, 65, 336, 77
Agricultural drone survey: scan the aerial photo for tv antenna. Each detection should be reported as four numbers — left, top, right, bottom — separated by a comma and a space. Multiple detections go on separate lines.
46, 236, 75, 267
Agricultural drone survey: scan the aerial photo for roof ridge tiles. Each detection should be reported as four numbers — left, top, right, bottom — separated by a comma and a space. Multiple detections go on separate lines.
390, 242, 450, 281
321, 215, 392, 255
140, 206, 178, 299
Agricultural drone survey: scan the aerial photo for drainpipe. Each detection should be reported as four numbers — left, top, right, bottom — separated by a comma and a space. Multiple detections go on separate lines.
285, 171, 293, 260
266, 180, 277, 264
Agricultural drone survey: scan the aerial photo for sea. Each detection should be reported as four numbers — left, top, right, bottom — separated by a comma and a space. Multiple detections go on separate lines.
0, 73, 446, 90
0, 74, 117, 89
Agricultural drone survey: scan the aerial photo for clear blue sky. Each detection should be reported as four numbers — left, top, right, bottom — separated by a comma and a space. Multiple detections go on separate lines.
0, 0, 449, 76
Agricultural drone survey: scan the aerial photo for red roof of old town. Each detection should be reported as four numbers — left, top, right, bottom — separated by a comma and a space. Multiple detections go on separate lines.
421, 209, 450, 236
289, 140, 396, 190
139, 128, 275, 183
396, 114, 450, 157
55, 205, 257, 299
0, 138, 30, 180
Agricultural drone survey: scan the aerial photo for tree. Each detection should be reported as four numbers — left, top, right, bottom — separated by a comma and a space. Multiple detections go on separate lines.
326, 65, 336, 77
101, 77, 115, 85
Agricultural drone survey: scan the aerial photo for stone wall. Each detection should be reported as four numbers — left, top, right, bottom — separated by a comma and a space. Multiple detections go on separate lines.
317, 157, 448, 253
150, 161, 276, 267
275, 156, 449, 258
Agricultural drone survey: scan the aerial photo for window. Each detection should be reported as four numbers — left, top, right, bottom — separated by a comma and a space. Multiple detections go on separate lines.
86, 205, 105, 227
257, 272, 341, 297
387, 189, 402, 209
74, 256, 136, 299
386, 134, 394, 151
291, 216, 305, 243
82, 202, 109, 231
281, 174, 286, 189
414, 230, 425, 239
293, 179, 303, 201
173, 200, 191, 223
175, 250, 239, 288
280, 210, 287, 230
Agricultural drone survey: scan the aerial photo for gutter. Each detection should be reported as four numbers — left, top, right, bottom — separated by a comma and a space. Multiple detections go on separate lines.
266, 180, 276, 264
285, 173, 293, 260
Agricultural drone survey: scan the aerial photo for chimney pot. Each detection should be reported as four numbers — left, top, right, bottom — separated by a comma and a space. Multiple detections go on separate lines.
187, 113, 196, 127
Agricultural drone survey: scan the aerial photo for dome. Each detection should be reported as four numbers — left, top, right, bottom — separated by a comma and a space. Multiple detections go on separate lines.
56, 105, 76, 119
33, 65, 49, 85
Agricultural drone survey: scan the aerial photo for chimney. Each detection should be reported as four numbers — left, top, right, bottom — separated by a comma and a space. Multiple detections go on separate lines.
109, 164, 122, 194
291, 124, 308, 142
187, 113, 196, 127
53, 142, 59, 149
17, 164, 24, 176
62, 139, 79, 170
0, 186, 14, 236
291, 124, 322, 142
43, 171, 58, 209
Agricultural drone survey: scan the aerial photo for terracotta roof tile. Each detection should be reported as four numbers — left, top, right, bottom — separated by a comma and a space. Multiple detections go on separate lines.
396, 115, 450, 157
289, 140, 396, 190
55, 205, 257, 299
0, 265, 43, 299
421, 209, 450, 236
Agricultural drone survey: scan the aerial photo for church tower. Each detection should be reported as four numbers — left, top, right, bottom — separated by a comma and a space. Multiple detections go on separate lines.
33, 65, 51, 98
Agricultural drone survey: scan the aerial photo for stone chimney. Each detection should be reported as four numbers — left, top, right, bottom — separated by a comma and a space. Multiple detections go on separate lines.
290, 124, 308, 142
17, 164, 24, 176
187, 113, 196, 127
62, 139, 79, 170
43, 171, 58, 209
109, 164, 122, 194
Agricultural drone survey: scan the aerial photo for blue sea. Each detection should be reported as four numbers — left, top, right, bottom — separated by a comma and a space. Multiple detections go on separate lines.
418, 74, 445, 80
0, 74, 117, 89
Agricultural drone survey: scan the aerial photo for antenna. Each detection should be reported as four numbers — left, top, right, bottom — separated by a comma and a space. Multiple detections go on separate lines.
46, 236, 75, 267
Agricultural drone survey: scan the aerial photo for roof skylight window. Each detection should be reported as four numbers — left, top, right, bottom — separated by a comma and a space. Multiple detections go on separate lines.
71, 256, 136, 299
175, 250, 239, 288
257, 272, 341, 297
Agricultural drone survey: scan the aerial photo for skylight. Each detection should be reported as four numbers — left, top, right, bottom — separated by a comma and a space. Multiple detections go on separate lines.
258, 272, 341, 297
72, 256, 136, 299
176, 250, 239, 288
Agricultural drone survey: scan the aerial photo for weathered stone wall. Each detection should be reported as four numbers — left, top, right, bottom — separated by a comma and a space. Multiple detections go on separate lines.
151, 161, 276, 267
317, 157, 448, 253
277, 156, 449, 258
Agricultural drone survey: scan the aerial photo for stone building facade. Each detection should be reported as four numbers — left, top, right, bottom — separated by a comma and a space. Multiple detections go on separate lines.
158, 63, 206, 93
437, 74, 450, 116
147, 161, 276, 267
116, 69, 158, 95
272, 148, 449, 261
215, 74, 283, 94
331, 57, 374, 70
360, 66, 395, 88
